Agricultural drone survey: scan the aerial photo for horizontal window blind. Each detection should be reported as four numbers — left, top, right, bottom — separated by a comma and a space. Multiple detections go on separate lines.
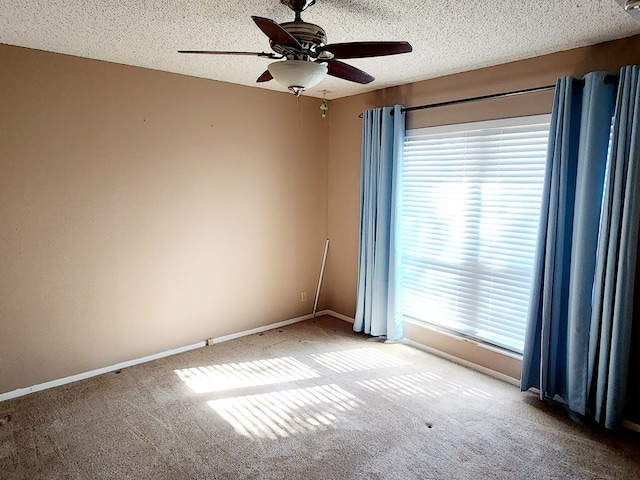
401, 115, 551, 353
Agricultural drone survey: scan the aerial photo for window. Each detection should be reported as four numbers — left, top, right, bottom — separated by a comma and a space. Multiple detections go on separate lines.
400, 115, 551, 354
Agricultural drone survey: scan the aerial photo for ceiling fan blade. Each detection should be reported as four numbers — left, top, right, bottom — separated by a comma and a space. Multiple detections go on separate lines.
251, 16, 302, 50
318, 41, 412, 59
256, 70, 273, 82
325, 59, 374, 84
178, 50, 279, 58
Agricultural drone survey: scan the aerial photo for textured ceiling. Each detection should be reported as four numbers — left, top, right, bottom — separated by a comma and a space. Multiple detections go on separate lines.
1, 1, 640, 99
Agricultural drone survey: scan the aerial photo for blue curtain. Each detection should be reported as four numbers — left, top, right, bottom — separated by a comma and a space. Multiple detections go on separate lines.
521, 66, 640, 429
354, 105, 405, 339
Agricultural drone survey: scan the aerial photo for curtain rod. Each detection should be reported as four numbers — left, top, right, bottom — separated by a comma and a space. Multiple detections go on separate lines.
399, 84, 556, 115
357, 73, 620, 118
357, 84, 556, 118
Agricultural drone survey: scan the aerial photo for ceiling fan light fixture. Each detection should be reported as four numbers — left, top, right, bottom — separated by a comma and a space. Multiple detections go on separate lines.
268, 60, 327, 96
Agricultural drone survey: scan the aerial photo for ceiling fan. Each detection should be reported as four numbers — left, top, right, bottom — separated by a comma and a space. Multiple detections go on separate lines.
179, 0, 412, 96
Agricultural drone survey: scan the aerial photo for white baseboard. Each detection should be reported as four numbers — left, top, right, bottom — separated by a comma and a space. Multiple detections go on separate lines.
0, 341, 206, 403
209, 313, 314, 344
4, 311, 639, 434
317, 309, 355, 323
0, 313, 314, 403
401, 338, 520, 387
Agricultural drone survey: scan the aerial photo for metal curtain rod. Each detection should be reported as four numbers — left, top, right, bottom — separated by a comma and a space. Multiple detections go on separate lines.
399, 84, 556, 114
357, 84, 556, 118
358, 72, 621, 118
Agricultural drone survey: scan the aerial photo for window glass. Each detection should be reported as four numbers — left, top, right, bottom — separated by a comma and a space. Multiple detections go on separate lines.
401, 115, 551, 353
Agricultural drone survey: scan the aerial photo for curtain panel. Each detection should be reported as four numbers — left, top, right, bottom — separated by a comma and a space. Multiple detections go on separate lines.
522, 66, 640, 429
354, 105, 405, 339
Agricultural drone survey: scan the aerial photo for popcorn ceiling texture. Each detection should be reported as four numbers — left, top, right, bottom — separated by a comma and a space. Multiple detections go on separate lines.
1, 0, 639, 99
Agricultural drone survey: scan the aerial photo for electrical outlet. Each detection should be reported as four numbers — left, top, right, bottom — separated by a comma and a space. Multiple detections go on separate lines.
301, 291, 308, 302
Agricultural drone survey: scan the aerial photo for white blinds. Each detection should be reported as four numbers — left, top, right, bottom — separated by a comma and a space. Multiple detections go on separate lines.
401, 115, 551, 353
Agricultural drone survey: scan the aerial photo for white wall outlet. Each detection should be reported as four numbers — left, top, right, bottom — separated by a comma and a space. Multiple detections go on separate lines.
301, 291, 308, 302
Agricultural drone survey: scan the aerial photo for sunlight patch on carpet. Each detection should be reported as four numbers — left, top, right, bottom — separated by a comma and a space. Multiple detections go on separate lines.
174, 357, 320, 393
358, 372, 493, 400
309, 347, 407, 373
207, 384, 362, 439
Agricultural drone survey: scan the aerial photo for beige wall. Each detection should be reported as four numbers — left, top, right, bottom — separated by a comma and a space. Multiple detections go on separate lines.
325, 35, 640, 415
0, 44, 328, 394
2, 34, 640, 419
325, 34, 640, 318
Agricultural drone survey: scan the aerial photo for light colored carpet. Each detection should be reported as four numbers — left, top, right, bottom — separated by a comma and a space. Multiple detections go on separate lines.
1, 316, 638, 479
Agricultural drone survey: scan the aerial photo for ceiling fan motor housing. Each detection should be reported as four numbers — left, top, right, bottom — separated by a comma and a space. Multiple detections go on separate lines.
271, 21, 328, 60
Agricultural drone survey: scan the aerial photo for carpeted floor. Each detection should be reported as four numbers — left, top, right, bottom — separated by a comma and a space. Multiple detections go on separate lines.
1, 316, 638, 479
